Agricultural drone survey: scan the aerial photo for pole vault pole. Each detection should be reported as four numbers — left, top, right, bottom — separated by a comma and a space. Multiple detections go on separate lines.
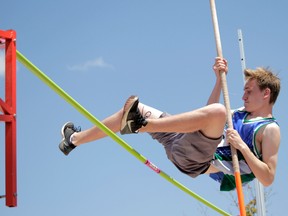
209, 1, 246, 215
16, 50, 231, 216
238, 29, 266, 216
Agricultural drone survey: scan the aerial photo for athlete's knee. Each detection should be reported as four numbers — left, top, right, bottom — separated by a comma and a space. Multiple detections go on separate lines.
207, 103, 227, 122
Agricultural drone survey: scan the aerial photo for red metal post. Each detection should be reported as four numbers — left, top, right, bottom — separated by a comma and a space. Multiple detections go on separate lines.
0, 29, 17, 207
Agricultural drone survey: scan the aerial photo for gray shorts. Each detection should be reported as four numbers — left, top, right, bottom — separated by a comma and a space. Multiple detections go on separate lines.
149, 113, 223, 178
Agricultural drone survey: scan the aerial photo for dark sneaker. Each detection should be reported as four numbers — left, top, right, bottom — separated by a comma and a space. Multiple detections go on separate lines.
59, 122, 81, 155
120, 95, 148, 134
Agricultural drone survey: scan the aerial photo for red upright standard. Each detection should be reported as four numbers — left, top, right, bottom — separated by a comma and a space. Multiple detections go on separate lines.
0, 29, 17, 207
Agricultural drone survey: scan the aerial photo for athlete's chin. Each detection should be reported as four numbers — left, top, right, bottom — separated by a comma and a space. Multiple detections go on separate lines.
244, 104, 251, 112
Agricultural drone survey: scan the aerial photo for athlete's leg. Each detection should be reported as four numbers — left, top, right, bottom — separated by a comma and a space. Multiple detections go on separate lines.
58, 109, 124, 155
71, 109, 123, 146
59, 95, 166, 156
139, 103, 226, 139
70, 102, 163, 146
120, 96, 226, 139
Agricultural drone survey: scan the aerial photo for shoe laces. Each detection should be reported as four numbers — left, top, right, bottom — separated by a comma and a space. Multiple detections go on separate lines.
135, 108, 148, 126
67, 124, 81, 133
73, 125, 81, 132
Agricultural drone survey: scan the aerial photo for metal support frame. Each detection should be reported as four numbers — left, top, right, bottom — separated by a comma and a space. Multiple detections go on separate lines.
0, 29, 17, 207
238, 29, 266, 216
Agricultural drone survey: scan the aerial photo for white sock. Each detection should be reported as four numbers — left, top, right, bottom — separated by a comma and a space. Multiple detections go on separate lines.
70, 133, 76, 145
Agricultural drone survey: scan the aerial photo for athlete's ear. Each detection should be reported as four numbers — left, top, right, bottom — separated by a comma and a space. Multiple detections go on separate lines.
263, 88, 271, 99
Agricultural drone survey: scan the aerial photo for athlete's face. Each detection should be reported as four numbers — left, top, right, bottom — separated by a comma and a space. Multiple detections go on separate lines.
242, 79, 267, 112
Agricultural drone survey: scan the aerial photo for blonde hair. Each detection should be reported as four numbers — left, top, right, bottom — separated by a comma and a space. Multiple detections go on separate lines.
244, 67, 281, 104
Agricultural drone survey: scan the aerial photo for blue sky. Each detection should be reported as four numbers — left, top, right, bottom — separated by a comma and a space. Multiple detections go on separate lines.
1, 1, 287, 215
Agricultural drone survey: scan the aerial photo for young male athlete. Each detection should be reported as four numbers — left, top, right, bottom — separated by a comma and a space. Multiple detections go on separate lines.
58, 57, 281, 191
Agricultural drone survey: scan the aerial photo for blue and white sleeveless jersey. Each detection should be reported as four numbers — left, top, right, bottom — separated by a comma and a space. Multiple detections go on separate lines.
210, 108, 278, 191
